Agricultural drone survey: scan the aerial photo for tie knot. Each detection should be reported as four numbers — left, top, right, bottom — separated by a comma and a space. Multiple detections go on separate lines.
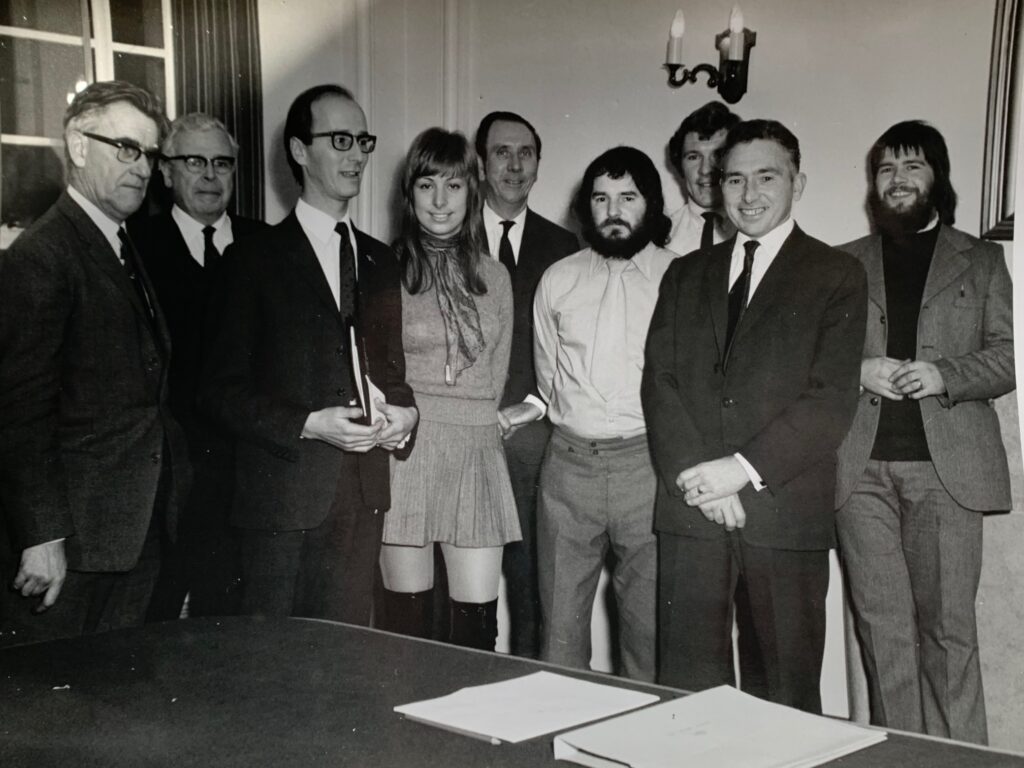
743, 239, 760, 264
702, 211, 718, 225
335, 221, 350, 240
500, 220, 515, 235
117, 226, 129, 244
606, 257, 630, 275
203, 225, 216, 240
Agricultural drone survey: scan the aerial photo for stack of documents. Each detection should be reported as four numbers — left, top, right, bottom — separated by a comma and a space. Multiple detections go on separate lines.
553, 685, 887, 768
394, 671, 660, 744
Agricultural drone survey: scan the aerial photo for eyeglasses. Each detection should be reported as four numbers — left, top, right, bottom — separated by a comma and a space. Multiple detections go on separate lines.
81, 131, 161, 165
309, 131, 377, 154
164, 155, 237, 175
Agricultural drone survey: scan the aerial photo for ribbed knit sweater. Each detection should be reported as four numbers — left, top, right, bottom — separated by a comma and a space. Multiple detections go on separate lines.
401, 255, 513, 425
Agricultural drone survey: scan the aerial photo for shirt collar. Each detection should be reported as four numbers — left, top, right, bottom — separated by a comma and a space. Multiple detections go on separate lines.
483, 201, 527, 230
67, 184, 122, 253
172, 204, 229, 239
734, 217, 795, 258
296, 196, 352, 247
685, 197, 719, 220
587, 241, 659, 280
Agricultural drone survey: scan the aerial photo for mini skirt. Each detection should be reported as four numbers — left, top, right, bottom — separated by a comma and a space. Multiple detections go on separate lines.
383, 414, 522, 548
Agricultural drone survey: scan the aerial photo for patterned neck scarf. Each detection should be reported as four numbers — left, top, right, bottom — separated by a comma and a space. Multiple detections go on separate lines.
421, 231, 485, 385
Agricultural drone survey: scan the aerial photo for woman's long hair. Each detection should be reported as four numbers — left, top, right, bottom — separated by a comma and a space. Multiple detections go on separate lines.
398, 127, 488, 295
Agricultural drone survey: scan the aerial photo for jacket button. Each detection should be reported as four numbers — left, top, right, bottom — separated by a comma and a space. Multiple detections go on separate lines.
722, 397, 735, 408
870, 396, 880, 406
150, 452, 161, 464
879, 315, 886, 325
336, 388, 345, 397
337, 345, 345, 356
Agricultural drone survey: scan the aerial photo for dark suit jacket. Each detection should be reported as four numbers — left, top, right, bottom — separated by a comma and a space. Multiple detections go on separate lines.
642, 225, 867, 550
0, 192, 187, 571
835, 225, 1014, 511
502, 209, 578, 462
131, 210, 266, 460
199, 211, 414, 531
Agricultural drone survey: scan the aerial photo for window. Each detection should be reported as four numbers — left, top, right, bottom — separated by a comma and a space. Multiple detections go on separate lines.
0, 0, 174, 247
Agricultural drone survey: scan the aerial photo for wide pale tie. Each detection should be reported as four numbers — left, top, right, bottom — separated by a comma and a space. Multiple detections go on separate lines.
590, 258, 630, 400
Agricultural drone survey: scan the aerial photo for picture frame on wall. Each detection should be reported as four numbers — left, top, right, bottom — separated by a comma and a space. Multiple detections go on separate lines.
982, 0, 1022, 240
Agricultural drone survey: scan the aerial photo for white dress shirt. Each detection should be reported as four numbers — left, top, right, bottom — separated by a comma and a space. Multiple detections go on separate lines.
728, 217, 797, 490
483, 202, 527, 263
171, 205, 234, 266
533, 243, 678, 439
666, 198, 732, 257
294, 197, 359, 309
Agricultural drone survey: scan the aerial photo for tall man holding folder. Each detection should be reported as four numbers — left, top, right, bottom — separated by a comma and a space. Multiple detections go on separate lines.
201, 84, 417, 624
643, 120, 866, 711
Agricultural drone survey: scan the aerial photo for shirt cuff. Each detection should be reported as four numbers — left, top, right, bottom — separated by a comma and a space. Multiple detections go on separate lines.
734, 453, 767, 491
523, 394, 547, 419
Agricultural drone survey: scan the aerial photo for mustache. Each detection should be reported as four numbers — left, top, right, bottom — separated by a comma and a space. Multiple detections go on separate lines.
598, 217, 632, 229
884, 184, 917, 195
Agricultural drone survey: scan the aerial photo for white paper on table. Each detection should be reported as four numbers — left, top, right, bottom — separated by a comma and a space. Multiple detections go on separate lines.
394, 671, 659, 744
553, 685, 886, 768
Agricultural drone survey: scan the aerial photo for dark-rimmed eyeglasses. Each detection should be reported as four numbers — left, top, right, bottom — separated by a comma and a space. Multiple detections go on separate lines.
309, 131, 377, 154
164, 155, 237, 175
81, 131, 161, 165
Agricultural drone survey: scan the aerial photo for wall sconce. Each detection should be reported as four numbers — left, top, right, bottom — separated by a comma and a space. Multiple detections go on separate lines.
664, 6, 757, 104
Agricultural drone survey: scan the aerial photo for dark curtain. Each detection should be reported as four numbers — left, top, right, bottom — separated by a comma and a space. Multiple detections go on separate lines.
172, 0, 264, 220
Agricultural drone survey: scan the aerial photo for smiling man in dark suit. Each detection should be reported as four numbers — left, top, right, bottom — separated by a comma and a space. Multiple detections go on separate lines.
473, 111, 578, 658
0, 81, 186, 645
200, 84, 417, 625
835, 121, 1013, 744
642, 119, 867, 712
132, 113, 265, 620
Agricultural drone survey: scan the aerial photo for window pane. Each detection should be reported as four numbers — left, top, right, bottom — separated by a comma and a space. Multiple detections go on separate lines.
110, 0, 163, 47
113, 52, 165, 107
0, 36, 87, 137
1, 143, 65, 229
0, 0, 87, 37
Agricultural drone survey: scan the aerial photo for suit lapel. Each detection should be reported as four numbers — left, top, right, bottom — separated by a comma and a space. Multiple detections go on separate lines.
59, 195, 154, 329
859, 236, 886, 315
282, 212, 342, 319
922, 224, 971, 304
703, 239, 733, 363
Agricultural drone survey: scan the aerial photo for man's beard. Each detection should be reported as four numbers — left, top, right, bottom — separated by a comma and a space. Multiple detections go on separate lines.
585, 218, 652, 259
869, 186, 935, 238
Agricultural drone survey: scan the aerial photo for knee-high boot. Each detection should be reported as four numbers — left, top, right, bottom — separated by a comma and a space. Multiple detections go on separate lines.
375, 588, 434, 639
449, 598, 498, 651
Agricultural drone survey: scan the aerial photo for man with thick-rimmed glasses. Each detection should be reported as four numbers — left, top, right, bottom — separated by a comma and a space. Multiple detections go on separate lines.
0, 80, 188, 646
200, 85, 417, 624
131, 113, 266, 622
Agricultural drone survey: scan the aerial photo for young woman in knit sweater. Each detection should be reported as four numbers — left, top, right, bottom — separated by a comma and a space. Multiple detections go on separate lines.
377, 128, 520, 650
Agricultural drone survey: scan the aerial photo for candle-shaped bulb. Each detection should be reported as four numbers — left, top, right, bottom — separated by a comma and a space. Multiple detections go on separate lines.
727, 5, 745, 61
666, 9, 685, 65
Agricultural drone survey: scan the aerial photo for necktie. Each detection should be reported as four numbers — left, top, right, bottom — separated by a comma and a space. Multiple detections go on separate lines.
498, 220, 516, 275
725, 239, 759, 354
203, 225, 220, 266
117, 227, 154, 318
700, 211, 718, 250
335, 221, 357, 326
590, 258, 630, 400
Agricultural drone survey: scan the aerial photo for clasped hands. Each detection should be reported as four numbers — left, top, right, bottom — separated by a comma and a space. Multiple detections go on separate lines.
303, 400, 418, 452
861, 356, 945, 400
676, 456, 750, 531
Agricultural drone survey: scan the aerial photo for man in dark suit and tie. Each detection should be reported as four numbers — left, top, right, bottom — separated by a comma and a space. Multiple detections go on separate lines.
131, 113, 265, 620
835, 121, 1013, 744
642, 119, 867, 712
473, 111, 578, 658
0, 81, 187, 645
200, 84, 417, 624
